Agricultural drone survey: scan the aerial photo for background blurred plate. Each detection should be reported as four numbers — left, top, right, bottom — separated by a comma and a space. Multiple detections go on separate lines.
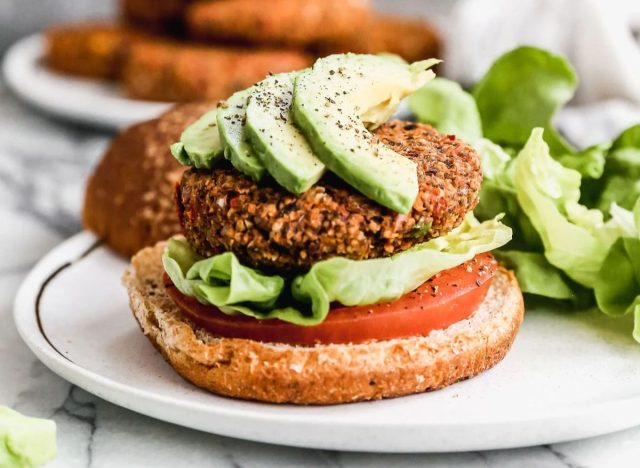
13, 231, 640, 453
3, 33, 414, 131
2, 34, 171, 129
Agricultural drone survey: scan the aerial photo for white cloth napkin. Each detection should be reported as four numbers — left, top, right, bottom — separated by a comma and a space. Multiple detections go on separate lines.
444, 0, 640, 105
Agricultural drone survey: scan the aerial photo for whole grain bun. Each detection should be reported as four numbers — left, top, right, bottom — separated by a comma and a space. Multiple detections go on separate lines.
83, 103, 214, 257
123, 241, 524, 405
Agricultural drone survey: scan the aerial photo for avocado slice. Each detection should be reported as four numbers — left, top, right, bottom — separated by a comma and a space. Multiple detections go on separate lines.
293, 54, 439, 213
246, 72, 325, 194
217, 88, 266, 181
170, 108, 223, 169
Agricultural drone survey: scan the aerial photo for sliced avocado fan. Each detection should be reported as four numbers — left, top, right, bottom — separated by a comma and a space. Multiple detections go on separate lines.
170, 108, 223, 169
293, 54, 439, 213
246, 72, 325, 194
217, 87, 266, 181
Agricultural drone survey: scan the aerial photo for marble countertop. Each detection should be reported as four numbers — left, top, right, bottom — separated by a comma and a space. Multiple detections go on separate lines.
1, 81, 640, 468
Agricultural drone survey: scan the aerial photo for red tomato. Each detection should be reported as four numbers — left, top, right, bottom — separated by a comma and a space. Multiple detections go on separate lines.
164, 253, 497, 346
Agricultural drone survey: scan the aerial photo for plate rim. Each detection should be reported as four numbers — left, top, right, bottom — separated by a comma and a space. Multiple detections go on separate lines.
13, 231, 640, 452
2, 34, 171, 130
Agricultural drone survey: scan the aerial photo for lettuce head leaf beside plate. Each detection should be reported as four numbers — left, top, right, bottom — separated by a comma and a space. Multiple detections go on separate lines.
408, 77, 482, 143
593, 200, 640, 341
514, 128, 608, 288
596, 124, 640, 212
472, 46, 577, 157
0, 407, 56, 468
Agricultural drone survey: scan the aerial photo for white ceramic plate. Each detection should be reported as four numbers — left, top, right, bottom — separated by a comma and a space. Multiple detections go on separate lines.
14, 231, 640, 452
2, 34, 171, 130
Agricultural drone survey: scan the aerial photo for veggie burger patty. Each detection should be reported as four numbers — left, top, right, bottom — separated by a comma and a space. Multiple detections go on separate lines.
177, 120, 481, 272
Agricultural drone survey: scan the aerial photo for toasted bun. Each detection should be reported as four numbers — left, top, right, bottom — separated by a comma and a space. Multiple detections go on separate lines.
83, 103, 214, 257
123, 242, 524, 405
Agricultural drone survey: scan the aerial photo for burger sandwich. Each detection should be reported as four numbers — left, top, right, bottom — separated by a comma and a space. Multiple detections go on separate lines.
124, 53, 524, 405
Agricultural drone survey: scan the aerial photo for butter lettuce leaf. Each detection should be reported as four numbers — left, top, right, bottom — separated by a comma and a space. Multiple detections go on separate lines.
514, 128, 613, 288
162, 238, 307, 324
477, 127, 640, 342
475, 138, 511, 180
598, 176, 640, 213
557, 142, 609, 180
475, 149, 542, 251
594, 199, 640, 340
0, 407, 56, 468
597, 124, 640, 212
291, 214, 511, 320
408, 77, 482, 143
164, 216, 511, 325
595, 237, 640, 342
170, 109, 223, 169
494, 250, 578, 301
472, 46, 577, 156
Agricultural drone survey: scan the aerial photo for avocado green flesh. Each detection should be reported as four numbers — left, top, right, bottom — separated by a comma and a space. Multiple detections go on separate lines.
170, 108, 223, 169
246, 73, 325, 194
292, 54, 438, 213
217, 88, 266, 181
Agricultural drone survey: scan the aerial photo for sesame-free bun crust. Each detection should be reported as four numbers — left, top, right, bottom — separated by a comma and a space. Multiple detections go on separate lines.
123, 242, 524, 405
83, 103, 214, 257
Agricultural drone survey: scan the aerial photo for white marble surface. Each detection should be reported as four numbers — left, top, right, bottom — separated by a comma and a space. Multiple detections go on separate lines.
1, 80, 640, 467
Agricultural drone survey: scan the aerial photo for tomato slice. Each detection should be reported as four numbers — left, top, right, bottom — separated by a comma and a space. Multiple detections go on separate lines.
164, 253, 497, 346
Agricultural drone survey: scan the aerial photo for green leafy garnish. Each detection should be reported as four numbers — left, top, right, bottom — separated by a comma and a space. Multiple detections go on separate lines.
472, 46, 577, 156
0, 407, 56, 468
408, 77, 482, 143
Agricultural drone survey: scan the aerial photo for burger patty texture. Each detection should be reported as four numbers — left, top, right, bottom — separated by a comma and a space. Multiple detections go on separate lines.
177, 121, 482, 272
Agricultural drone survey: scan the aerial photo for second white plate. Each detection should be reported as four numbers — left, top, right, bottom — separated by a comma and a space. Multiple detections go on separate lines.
13, 232, 640, 452
2, 34, 171, 130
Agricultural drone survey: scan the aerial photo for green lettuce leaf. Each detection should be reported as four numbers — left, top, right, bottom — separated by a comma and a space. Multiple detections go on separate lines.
494, 250, 578, 301
0, 407, 56, 468
594, 198, 640, 341
514, 128, 610, 288
594, 237, 640, 341
597, 124, 640, 212
164, 216, 511, 325
474, 149, 543, 251
474, 138, 511, 180
557, 142, 609, 180
472, 46, 577, 156
170, 109, 223, 169
163, 238, 308, 324
598, 176, 640, 213
408, 77, 482, 143
480, 127, 640, 341
291, 214, 511, 321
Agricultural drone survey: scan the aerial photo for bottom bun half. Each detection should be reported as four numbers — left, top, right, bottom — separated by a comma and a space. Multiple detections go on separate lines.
123, 242, 524, 405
